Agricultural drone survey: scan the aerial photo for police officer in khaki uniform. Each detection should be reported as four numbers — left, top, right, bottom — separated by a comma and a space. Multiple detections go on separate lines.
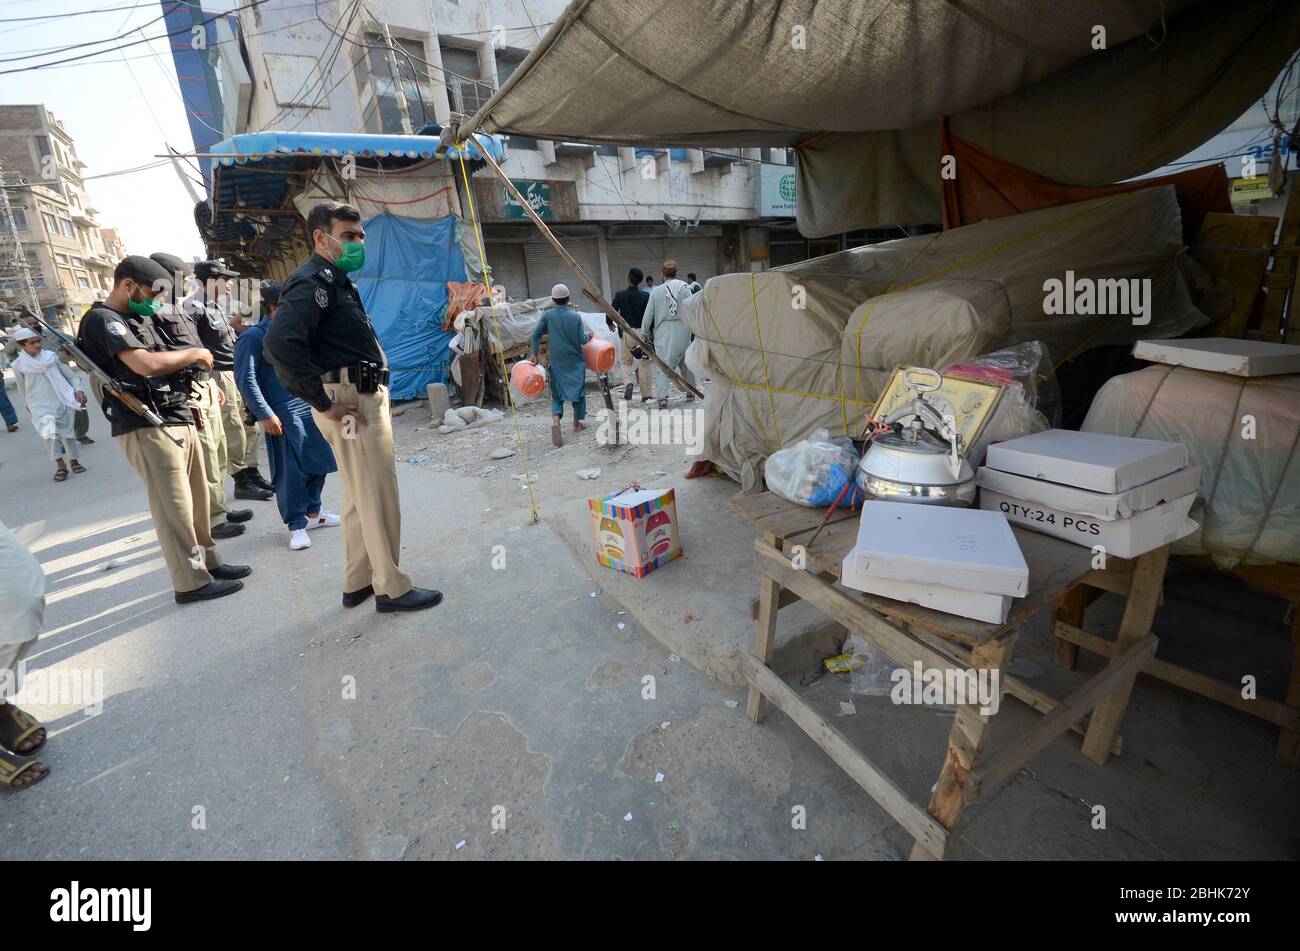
185, 261, 274, 512
76, 256, 250, 603
264, 202, 441, 613
150, 253, 255, 539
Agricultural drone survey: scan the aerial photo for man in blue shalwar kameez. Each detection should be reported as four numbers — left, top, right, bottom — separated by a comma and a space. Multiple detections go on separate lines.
530, 283, 592, 448
234, 282, 339, 551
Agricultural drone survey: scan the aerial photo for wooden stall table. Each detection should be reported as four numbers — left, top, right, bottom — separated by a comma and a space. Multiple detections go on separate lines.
731, 491, 1169, 860
1053, 558, 1300, 768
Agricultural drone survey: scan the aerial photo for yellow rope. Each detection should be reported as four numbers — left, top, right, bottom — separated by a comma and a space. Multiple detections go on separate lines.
749, 272, 783, 447
701, 293, 778, 453
457, 144, 540, 525
845, 231, 943, 430
714, 190, 1165, 433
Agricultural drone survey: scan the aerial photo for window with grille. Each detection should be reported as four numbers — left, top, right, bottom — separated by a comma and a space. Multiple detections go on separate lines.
441, 46, 494, 117
353, 32, 437, 133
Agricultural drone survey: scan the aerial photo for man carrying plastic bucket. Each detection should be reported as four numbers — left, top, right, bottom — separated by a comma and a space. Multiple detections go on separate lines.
530, 283, 592, 447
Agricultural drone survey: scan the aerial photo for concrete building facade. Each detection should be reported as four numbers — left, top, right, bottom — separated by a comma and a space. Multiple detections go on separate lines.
194, 0, 804, 298
0, 105, 121, 325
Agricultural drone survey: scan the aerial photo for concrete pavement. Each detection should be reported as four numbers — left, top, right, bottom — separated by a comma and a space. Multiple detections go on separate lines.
1, 391, 1297, 860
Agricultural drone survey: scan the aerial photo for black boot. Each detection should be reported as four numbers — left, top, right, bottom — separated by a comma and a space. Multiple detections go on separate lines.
233, 469, 273, 501
247, 468, 275, 493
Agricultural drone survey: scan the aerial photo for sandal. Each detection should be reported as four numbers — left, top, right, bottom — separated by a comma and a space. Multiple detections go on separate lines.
0, 748, 48, 789
70, 461, 86, 474
0, 704, 46, 755
53, 468, 68, 482
551, 420, 563, 447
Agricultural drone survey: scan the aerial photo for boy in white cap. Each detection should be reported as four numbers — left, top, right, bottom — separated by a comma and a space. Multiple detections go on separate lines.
9, 327, 86, 481
529, 283, 592, 447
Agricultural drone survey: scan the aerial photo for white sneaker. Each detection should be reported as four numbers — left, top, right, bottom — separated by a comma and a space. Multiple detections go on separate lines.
289, 529, 311, 550
305, 511, 340, 531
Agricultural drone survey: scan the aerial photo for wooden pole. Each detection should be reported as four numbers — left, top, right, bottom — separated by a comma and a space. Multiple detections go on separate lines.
470, 144, 704, 399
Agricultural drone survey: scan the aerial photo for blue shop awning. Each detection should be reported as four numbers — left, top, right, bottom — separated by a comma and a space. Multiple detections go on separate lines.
207, 130, 504, 166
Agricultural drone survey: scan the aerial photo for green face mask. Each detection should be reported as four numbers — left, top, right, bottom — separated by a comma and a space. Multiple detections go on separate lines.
322, 233, 365, 273
128, 287, 164, 317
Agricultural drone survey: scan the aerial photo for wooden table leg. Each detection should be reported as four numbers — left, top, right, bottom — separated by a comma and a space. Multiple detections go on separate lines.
746, 531, 782, 723
1081, 545, 1170, 765
909, 634, 1017, 861
1052, 584, 1088, 671
1277, 604, 1300, 768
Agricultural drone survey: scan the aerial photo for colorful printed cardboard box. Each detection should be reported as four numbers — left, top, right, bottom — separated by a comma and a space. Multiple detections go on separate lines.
588, 486, 682, 577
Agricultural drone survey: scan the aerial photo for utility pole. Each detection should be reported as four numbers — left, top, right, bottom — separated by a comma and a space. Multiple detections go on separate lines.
0, 160, 43, 318
378, 20, 414, 134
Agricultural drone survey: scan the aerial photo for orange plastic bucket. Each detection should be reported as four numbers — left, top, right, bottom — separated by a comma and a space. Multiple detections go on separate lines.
583, 337, 616, 373
510, 360, 546, 399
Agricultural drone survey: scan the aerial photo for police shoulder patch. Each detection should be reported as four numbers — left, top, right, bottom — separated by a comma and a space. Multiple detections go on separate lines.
315, 287, 330, 308
107, 321, 127, 337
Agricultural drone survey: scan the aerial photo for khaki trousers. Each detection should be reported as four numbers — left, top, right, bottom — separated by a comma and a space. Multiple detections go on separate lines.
193, 379, 228, 525
313, 380, 412, 599
215, 370, 247, 477
233, 421, 262, 471
618, 336, 653, 395
117, 424, 220, 593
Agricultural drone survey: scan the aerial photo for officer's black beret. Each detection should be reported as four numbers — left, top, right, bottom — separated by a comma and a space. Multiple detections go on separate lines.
194, 260, 239, 281
114, 255, 172, 287
260, 280, 281, 307
149, 252, 193, 277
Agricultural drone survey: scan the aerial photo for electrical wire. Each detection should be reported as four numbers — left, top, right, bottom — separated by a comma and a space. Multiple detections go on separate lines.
256, 0, 363, 132
0, 0, 271, 75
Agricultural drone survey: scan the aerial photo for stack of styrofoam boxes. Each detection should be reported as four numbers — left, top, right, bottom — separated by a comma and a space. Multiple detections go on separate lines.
977, 429, 1200, 558
840, 501, 1029, 624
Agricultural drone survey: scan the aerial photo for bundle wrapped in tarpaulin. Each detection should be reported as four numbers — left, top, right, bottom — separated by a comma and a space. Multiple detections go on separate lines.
680, 186, 1208, 488
1084, 365, 1300, 569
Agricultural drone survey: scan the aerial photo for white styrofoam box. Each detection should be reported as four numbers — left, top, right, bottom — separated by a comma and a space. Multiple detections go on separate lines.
977, 464, 1202, 521
980, 488, 1197, 559
843, 501, 1028, 597
842, 573, 1012, 624
984, 429, 1188, 493
1133, 337, 1300, 377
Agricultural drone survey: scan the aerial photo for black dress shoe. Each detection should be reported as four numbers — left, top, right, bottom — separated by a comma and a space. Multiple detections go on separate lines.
211, 521, 245, 539
375, 587, 443, 613
76, 436, 95, 445
174, 579, 243, 604
342, 584, 374, 608
210, 564, 252, 580
234, 481, 274, 501
225, 509, 254, 523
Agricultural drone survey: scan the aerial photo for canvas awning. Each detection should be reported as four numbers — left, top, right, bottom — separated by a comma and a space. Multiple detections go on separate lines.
199, 130, 503, 271
458, 0, 1300, 235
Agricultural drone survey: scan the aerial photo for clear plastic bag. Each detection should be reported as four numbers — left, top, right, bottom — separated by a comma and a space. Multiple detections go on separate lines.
944, 340, 1060, 428
765, 428, 863, 507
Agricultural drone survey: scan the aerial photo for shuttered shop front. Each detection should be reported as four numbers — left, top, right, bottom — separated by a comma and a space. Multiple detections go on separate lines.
665, 237, 720, 283
606, 237, 666, 288
607, 236, 719, 286
484, 242, 529, 299
524, 238, 600, 300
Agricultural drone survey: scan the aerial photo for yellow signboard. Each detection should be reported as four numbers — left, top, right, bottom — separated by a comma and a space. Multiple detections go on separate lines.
1231, 175, 1273, 203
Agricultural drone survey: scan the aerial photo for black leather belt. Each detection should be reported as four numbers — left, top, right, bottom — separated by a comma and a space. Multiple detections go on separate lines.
322, 363, 389, 391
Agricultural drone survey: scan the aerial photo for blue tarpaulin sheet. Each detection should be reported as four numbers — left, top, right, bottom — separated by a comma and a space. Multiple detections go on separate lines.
352, 213, 466, 399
